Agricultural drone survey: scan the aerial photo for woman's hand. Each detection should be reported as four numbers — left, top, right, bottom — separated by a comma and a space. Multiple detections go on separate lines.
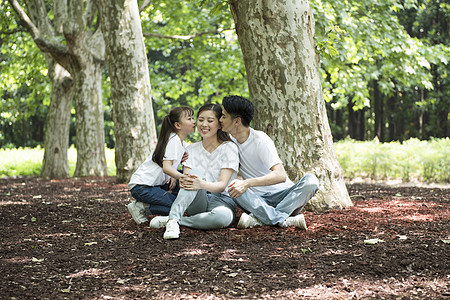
180, 174, 202, 190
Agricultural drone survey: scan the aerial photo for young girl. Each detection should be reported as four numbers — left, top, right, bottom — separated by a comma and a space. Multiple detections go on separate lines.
149, 103, 239, 239
127, 106, 195, 224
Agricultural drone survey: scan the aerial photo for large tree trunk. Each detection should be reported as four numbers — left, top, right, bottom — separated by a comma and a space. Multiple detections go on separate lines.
41, 63, 73, 178
229, 0, 352, 210
72, 61, 108, 176
99, 0, 157, 183
64, 2, 108, 177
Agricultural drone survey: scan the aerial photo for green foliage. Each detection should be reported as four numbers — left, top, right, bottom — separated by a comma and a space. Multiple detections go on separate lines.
315, 25, 345, 59
0, 146, 116, 178
140, 0, 248, 136
0, 1, 50, 148
1, 0, 448, 148
335, 137, 449, 183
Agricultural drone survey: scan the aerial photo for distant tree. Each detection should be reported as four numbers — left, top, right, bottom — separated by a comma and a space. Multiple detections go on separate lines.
229, 0, 352, 210
311, 0, 448, 142
8, 0, 108, 177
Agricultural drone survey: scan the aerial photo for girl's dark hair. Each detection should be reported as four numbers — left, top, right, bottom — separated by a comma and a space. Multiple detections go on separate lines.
198, 103, 231, 143
152, 106, 194, 167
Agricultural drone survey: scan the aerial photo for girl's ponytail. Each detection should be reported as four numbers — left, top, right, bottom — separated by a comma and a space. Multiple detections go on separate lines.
152, 106, 194, 167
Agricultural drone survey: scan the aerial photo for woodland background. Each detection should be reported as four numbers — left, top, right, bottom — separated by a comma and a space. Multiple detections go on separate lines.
1, 0, 448, 149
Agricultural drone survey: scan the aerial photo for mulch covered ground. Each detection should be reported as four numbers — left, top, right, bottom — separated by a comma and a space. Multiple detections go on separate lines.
0, 176, 449, 299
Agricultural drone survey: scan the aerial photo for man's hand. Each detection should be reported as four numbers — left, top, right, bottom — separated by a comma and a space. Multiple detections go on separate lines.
227, 179, 249, 198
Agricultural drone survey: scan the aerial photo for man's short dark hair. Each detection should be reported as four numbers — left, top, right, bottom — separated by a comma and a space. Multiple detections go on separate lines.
222, 95, 254, 127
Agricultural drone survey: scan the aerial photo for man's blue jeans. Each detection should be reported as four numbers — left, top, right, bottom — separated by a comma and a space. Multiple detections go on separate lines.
233, 173, 319, 225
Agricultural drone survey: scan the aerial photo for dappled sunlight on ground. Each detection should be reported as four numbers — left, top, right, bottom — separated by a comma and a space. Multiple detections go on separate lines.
67, 268, 111, 279
1, 177, 448, 299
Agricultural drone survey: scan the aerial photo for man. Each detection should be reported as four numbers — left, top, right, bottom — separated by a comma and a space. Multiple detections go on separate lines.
219, 95, 319, 229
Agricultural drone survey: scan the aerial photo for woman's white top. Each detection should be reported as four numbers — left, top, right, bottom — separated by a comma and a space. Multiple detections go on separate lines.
183, 141, 239, 195
128, 133, 186, 190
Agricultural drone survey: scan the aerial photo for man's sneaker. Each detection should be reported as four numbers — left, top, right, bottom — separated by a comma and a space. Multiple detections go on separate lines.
149, 216, 169, 228
279, 214, 307, 230
163, 219, 180, 240
237, 212, 263, 229
127, 201, 148, 224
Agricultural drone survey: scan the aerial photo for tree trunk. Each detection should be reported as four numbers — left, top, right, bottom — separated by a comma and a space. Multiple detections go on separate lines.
64, 2, 108, 177
373, 79, 384, 141
347, 98, 356, 139
99, 0, 157, 183
21, 0, 74, 179
358, 108, 366, 141
229, 0, 352, 210
72, 62, 108, 176
41, 62, 73, 178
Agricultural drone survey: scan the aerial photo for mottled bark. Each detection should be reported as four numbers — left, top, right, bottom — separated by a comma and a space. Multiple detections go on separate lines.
41, 63, 73, 179
65, 2, 108, 177
230, 0, 352, 210
99, 0, 157, 183
72, 60, 108, 177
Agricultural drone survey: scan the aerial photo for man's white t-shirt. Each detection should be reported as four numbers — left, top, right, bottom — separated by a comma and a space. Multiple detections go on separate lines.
128, 133, 186, 190
183, 141, 239, 195
230, 128, 293, 194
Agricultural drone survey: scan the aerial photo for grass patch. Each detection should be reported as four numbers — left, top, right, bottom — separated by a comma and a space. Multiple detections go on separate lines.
0, 146, 116, 178
1, 138, 448, 183
335, 137, 449, 183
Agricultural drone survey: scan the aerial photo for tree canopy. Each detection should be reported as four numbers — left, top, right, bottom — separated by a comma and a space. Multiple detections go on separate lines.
1, 0, 448, 148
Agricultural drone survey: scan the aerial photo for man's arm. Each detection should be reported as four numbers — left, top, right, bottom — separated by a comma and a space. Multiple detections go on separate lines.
228, 163, 287, 198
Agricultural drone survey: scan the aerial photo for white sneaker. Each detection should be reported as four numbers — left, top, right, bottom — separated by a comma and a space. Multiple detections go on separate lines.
149, 216, 169, 228
163, 219, 180, 240
279, 214, 307, 230
127, 201, 148, 224
237, 213, 263, 229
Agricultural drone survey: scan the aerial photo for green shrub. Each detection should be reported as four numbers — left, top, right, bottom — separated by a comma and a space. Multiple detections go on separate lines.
334, 137, 449, 183
1, 139, 448, 183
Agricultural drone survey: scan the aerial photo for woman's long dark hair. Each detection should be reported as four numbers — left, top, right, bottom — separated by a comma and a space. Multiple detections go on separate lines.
197, 103, 231, 143
152, 106, 194, 167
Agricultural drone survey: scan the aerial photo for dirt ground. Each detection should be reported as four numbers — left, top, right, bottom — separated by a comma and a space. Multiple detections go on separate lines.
1, 176, 449, 299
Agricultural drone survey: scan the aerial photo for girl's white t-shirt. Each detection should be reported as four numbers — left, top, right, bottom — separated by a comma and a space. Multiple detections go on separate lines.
183, 141, 239, 195
128, 133, 186, 190
230, 128, 293, 194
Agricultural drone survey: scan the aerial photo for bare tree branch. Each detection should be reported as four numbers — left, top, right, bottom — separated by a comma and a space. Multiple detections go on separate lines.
0, 27, 25, 35
143, 28, 233, 40
139, 0, 152, 13
7, 0, 72, 71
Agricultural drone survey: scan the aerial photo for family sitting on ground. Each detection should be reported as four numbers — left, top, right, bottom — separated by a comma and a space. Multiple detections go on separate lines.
127, 95, 319, 240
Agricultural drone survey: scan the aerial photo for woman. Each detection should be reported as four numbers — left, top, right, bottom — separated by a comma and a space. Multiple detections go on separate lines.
149, 103, 239, 239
